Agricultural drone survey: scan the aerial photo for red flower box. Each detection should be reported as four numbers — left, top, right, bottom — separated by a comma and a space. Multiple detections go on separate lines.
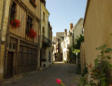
28, 29, 37, 38
11, 19, 20, 28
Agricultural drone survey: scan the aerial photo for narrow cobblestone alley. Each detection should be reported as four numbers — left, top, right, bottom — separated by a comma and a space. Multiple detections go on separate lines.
2, 63, 80, 86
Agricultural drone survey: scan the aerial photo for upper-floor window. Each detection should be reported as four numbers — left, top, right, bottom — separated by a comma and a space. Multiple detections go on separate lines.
43, 12, 45, 21
26, 16, 33, 35
10, 2, 16, 22
29, 0, 36, 7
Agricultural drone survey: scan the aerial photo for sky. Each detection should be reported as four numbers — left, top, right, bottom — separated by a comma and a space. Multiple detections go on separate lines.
46, 0, 87, 36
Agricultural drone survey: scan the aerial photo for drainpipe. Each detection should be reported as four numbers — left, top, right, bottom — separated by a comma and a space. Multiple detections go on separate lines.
0, 0, 6, 51
38, 1, 42, 70
0, 0, 6, 80
0, 0, 6, 44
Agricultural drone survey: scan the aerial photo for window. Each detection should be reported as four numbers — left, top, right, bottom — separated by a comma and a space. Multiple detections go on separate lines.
10, 2, 16, 22
43, 12, 45, 21
26, 16, 33, 35
9, 37, 17, 50
29, 0, 36, 7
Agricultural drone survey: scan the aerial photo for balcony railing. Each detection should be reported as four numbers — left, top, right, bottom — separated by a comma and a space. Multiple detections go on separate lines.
42, 36, 52, 47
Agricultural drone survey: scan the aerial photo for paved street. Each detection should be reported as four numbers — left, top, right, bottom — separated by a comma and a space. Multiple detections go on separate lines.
2, 63, 80, 86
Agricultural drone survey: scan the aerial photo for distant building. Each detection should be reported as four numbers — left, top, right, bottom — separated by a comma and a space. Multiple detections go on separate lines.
61, 24, 74, 62
61, 19, 84, 63
56, 32, 64, 41
52, 32, 64, 62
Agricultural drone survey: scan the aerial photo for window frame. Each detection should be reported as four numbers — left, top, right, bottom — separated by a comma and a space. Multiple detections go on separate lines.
43, 12, 45, 22
9, 2, 17, 22
26, 15, 33, 35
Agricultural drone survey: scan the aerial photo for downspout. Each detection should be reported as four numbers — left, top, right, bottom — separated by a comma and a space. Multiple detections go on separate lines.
39, 2, 41, 50
0, 0, 6, 51
0, 0, 6, 79
0, 0, 6, 43
38, 0, 42, 69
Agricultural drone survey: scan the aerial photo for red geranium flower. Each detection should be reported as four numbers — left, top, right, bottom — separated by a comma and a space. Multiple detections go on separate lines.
56, 78, 61, 85
11, 19, 20, 28
28, 29, 37, 38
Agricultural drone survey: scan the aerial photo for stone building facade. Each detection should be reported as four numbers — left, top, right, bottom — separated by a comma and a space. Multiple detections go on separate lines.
0, 0, 41, 79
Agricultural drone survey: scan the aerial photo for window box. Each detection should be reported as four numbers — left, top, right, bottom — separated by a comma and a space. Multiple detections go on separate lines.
28, 28, 37, 38
11, 19, 20, 28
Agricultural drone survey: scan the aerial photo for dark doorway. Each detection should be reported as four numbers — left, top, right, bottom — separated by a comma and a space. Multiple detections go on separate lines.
6, 52, 14, 78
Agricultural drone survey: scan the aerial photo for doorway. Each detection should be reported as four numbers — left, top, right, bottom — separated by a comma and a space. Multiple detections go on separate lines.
6, 52, 14, 78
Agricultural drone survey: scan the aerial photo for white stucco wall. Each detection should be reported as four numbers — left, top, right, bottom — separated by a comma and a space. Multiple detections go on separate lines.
61, 33, 72, 62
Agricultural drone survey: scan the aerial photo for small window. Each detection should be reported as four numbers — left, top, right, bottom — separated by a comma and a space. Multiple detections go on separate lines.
10, 2, 16, 22
26, 16, 33, 35
9, 37, 17, 50
43, 12, 45, 21
29, 0, 36, 7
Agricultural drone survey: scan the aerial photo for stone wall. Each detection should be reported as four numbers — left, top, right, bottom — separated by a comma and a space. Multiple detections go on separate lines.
0, 0, 41, 79
21, 0, 41, 20
84, 0, 112, 66
9, 3, 27, 38
9, 0, 40, 43
80, 42, 86, 73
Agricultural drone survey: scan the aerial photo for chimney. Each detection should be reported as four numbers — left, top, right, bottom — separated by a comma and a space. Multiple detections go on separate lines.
70, 23, 73, 30
41, 0, 46, 6
64, 29, 67, 36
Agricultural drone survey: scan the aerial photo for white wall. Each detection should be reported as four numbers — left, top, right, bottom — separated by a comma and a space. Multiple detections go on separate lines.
73, 18, 83, 44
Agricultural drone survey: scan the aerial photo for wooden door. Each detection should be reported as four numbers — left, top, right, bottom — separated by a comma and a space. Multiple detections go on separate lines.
6, 52, 14, 78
